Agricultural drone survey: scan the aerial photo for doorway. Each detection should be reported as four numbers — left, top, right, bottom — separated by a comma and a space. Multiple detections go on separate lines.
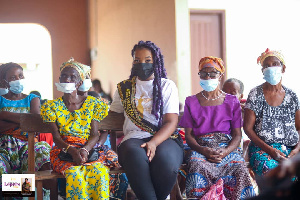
190, 10, 226, 94
0, 23, 53, 100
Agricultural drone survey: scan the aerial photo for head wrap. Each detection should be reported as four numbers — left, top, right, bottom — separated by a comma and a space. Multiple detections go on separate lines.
257, 48, 285, 66
60, 57, 91, 81
198, 56, 225, 73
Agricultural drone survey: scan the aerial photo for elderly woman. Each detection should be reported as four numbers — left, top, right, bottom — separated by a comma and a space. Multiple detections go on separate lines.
41, 58, 127, 200
244, 49, 300, 176
179, 56, 255, 199
0, 63, 52, 197
109, 41, 183, 200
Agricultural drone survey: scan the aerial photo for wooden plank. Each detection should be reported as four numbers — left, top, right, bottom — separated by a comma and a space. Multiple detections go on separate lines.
36, 181, 43, 200
20, 113, 52, 133
27, 132, 35, 172
20, 112, 183, 132
99, 112, 183, 130
99, 112, 124, 131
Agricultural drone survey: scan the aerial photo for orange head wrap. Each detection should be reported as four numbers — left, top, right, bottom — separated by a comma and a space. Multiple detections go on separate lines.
257, 48, 285, 66
198, 56, 225, 73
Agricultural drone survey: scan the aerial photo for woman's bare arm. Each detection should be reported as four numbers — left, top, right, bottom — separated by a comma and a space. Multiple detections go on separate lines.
141, 113, 178, 162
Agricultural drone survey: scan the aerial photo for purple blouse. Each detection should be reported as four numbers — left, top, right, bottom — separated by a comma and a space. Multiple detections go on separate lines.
179, 94, 242, 136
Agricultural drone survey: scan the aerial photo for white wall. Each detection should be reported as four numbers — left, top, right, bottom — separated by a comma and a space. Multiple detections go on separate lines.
175, 0, 191, 104
187, 0, 300, 98
89, 0, 177, 98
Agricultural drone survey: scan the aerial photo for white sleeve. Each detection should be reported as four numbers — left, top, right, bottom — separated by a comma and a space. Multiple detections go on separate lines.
109, 90, 124, 113
162, 80, 179, 115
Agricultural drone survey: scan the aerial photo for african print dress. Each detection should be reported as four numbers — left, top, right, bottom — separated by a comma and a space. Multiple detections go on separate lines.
41, 96, 128, 200
179, 94, 255, 199
0, 94, 51, 189
245, 85, 300, 176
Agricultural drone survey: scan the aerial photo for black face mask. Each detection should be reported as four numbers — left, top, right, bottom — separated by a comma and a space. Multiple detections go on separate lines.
131, 63, 154, 80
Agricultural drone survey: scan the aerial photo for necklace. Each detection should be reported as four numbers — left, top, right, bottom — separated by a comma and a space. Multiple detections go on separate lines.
201, 90, 224, 101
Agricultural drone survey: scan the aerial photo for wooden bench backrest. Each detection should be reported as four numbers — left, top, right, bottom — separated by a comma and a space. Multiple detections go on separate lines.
20, 112, 126, 132
20, 112, 183, 172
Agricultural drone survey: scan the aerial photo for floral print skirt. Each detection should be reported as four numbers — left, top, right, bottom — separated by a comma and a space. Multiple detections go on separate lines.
51, 136, 128, 200
249, 142, 292, 176
186, 133, 255, 200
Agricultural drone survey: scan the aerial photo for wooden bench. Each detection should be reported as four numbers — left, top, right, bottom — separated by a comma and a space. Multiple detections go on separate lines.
20, 112, 185, 200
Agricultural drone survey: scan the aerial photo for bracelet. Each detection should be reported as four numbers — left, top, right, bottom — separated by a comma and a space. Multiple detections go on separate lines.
80, 148, 89, 155
62, 144, 71, 153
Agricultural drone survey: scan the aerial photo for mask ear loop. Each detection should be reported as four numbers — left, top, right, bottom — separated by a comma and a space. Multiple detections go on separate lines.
218, 72, 224, 81
3, 79, 10, 89
76, 80, 83, 89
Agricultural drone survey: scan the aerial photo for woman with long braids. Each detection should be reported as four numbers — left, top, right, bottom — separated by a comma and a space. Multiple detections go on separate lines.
109, 40, 183, 200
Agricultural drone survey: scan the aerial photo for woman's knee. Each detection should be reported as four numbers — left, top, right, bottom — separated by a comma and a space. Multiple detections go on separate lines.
118, 139, 148, 165
154, 140, 183, 166
39, 162, 51, 171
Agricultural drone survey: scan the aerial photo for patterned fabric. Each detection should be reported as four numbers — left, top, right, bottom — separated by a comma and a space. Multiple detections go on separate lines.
245, 84, 300, 146
41, 96, 128, 199
201, 179, 226, 200
0, 94, 38, 113
0, 94, 39, 140
117, 76, 159, 135
186, 133, 255, 200
65, 163, 110, 200
0, 135, 50, 173
257, 48, 285, 66
249, 142, 292, 176
50, 136, 119, 173
198, 56, 225, 73
41, 96, 108, 140
0, 93, 51, 191
60, 57, 91, 80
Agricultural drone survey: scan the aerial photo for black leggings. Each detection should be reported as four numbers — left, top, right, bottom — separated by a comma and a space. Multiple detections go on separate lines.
118, 137, 183, 200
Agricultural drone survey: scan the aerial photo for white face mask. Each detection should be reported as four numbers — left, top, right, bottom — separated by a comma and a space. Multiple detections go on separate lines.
9, 79, 25, 94
0, 88, 8, 96
55, 83, 76, 93
78, 79, 92, 92
199, 79, 219, 92
263, 66, 282, 85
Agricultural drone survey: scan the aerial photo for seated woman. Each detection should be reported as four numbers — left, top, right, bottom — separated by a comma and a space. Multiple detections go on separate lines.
41, 58, 127, 200
109, 40, 184, 200
179, 56, 255, 199
244, 48, 300, 176
0, 62, 51, 195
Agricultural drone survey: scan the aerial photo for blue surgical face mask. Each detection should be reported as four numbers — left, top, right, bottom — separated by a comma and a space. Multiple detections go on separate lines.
199, 79, 219, 92
9, 79, 25, 94
55, 82, 76, 93
0, 88, 8, 96
78, 79, 92, 92
263, 66, 282, 85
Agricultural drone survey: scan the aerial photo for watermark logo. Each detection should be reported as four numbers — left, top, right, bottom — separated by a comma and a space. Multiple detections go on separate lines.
2, 174, 35, 197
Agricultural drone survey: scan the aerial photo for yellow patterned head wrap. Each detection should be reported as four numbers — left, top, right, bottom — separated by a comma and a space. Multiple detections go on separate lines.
60, 57, 91, 81
257, 48, 285, 66
198, 56, 225, 73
